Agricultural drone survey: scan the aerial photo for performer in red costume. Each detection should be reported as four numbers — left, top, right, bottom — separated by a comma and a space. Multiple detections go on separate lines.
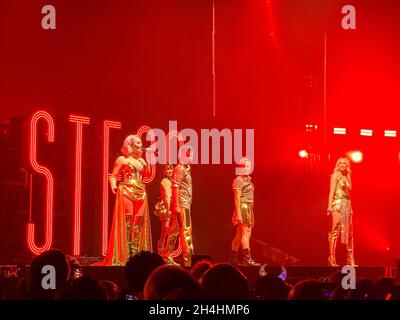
104, 135, 152, 266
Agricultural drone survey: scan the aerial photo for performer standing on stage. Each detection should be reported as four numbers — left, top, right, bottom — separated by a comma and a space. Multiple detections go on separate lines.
327, 157, 356, 266
154, 164, 174, 261
165, 148, 194, 267
104, 135, 152, 266
230, 157, 258, 266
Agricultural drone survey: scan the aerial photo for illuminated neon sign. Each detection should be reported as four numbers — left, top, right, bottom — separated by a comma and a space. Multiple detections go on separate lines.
28, 111, 55, 255
28, 111, 158, 256
69, 115, 91, 256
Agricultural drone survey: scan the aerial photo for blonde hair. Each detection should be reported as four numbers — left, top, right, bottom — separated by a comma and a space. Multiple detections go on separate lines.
333, 157, 351, 177
121, 135, 141, 157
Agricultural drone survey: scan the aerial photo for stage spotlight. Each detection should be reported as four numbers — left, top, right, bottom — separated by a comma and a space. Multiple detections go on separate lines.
360, 129, 373, 137
384, 130, 397, 138
299, 149, 308, 159
348, 151, 363, 163
305, 124, 318, 132
333, 127, 346, 135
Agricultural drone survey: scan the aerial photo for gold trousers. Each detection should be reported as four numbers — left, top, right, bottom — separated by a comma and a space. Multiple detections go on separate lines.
157, 215, 171, 259
165, 208, 194, 266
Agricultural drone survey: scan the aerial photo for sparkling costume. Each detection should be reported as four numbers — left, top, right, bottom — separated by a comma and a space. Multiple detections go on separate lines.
328, 172, 354, 265
165, 164, 193, 266
154, 177, 172, 259
230, 174, 258, 266
104, 160, 152, 266
232, 175, 255, 226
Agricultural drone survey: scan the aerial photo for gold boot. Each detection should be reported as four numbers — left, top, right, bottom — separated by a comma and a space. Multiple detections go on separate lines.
328, 237, 339, 267
242, 248, 260, 266
346, 248, 357, 266
129, 223, 141, 258
165, 255, 180, 266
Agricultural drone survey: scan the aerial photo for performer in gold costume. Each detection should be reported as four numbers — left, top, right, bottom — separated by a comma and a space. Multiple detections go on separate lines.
327, 157, 356, 266
104, 135, 152, 266
165, 148, 194, 267
230, 157, 258, 266
154, 164, 174, 261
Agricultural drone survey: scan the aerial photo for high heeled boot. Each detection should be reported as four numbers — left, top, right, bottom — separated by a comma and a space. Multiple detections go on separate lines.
328, 237, 339, 267
346, 245, 357, 266
129, 224, 140, 258
242, 248, 259, 266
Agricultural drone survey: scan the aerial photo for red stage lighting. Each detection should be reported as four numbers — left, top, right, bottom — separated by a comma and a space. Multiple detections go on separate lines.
384, 130, 397, 138
333, 127, 346, 135
360, 129, 373, 137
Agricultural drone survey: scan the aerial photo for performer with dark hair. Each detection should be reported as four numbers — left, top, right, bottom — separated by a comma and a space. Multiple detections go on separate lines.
104, 135, 152, 266
154, 164, 174, 261
230, 157, 258, 266
327, 157, 356, 266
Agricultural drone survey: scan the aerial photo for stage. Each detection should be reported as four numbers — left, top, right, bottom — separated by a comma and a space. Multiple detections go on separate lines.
2, 1, 400, 302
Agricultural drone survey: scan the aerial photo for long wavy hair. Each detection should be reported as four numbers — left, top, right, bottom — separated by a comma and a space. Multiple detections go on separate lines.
121, 135, 141, 157
333, 157, 351, 177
